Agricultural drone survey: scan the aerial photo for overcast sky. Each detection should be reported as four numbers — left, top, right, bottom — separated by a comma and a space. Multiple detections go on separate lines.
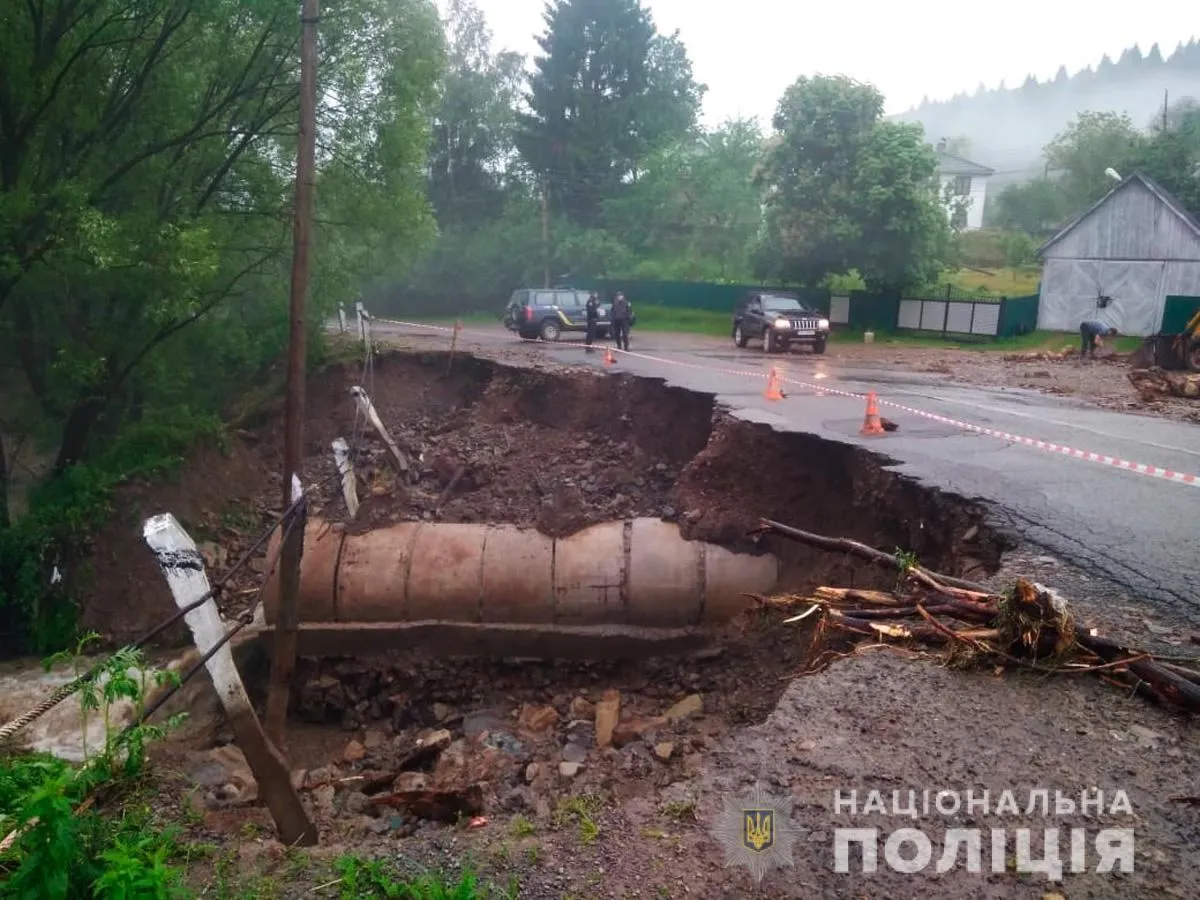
467, 0, 1196, 124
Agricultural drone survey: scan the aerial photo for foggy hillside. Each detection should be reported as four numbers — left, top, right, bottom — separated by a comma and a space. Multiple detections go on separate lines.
893, 39, 1200, 189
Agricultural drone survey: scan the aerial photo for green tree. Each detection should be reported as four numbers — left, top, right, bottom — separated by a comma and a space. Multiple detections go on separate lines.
602, 118, 765, 279
1133, 98, 1200, 213
1043, 111, 1144, 208
0, 0, 444, 475
756, 75, 950, 291
990, 178, 1070, 235
428, 0, 524, 226
516, 0, 704, 226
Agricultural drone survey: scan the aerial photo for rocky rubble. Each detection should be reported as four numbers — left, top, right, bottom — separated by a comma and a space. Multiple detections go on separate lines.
185, 659, 718, 839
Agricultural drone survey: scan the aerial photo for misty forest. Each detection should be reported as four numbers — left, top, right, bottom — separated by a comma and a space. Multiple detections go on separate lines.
1, 0, 1200, 655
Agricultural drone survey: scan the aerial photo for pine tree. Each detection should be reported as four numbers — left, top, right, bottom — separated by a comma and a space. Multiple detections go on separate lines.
516, 0, 702, 226
1145, 42, 1164, 66
1053, 65, 1069, 84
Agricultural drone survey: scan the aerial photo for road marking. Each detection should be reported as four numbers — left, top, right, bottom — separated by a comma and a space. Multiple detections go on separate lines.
367, 317, 1200, 488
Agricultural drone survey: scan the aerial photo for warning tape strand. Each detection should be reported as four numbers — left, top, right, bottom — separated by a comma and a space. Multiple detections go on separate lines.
363, 316, 1200, 488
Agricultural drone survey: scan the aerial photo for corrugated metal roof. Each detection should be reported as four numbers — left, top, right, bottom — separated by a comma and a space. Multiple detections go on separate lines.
1035, 171, 1200, 257
934, 151, 995, 177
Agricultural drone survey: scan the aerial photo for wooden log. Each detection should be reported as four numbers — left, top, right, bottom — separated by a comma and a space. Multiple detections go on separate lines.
1075, 629, 1200, 713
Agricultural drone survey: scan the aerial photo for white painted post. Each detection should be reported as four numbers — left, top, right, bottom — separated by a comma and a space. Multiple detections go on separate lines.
142, 513, 317, 846
336, 306, 347, 333
355, 301, 365, 345
331, 438, 359, 519
350, 385, 411, 477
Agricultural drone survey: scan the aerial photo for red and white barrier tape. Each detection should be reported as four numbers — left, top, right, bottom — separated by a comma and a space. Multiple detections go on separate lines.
365, 316, 1200, 488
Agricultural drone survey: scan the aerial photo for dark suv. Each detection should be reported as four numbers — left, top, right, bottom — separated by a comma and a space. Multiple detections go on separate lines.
732, 291, 830, 354
503, 288, 611, 341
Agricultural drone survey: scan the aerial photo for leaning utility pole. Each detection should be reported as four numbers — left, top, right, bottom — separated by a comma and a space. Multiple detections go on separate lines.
266, 0, 319, 749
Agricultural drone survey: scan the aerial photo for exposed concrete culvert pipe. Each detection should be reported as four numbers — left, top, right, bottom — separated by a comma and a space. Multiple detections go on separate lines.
259, 518, 778, 657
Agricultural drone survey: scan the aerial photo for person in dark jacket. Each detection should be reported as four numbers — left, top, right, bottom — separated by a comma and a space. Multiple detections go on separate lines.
584, 292, 600, 350
1079, 320, 1118, 359
610, 292, 633, 351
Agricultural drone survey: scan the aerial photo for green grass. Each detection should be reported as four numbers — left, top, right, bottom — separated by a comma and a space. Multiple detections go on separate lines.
629, 305, 730, 336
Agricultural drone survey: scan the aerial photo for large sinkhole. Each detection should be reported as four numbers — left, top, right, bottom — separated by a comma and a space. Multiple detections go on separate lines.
210, 349, 1007, 728
106, 348, 1016, 829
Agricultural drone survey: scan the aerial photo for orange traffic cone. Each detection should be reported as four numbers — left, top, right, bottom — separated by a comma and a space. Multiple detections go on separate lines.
764, 367, 783, 401
603, 345, 615, 366
860, 391, 885, 436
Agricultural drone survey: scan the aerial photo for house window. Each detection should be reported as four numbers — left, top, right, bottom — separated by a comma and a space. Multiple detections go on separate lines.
953, 176, 972, 196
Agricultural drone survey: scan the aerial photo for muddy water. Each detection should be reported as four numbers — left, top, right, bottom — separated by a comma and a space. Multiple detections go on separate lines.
0, 656, 182, 762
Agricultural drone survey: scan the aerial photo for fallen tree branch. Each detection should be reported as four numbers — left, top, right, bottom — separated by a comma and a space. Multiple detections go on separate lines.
755, 519, 991, 594
753, 520, 1200, 715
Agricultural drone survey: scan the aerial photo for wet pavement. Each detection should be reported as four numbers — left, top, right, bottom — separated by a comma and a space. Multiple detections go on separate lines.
369, 322, 1200, 625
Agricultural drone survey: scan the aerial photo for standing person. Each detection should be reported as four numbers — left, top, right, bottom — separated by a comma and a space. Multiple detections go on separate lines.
584, 292, 600, 350
1079, 320, 1118, 359
611, 291, 632, 352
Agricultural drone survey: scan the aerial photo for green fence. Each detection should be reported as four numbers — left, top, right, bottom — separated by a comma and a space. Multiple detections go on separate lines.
1161, 295, 1200, 334
575, 277, 831, 314
571, 277, 1042, 341
998, 294, 1039, 337
845, 290, 900, 331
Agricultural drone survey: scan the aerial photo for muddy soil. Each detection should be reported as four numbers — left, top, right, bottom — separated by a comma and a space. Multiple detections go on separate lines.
81, 350, 1004, 646
143, 545, 1200, 900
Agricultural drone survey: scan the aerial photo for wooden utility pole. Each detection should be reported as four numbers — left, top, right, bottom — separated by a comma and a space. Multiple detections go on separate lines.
540, 177, 550, 288
266, 0, 319, 749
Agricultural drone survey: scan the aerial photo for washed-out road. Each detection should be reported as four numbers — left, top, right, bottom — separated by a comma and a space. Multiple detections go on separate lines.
369, 320, 1200, 626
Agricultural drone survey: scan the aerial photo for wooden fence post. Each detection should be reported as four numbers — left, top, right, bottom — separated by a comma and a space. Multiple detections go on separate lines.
143, 513, 317, 846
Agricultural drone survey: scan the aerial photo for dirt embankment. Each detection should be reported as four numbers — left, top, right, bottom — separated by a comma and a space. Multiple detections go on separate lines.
80, 349, 1005, 646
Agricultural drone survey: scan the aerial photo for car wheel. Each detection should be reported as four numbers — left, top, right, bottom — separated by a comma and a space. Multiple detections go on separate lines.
734, 324, 748, 348
812, 340, 827, 355
763, 330, 778, 353
539, 319, 561, 342
598, 328, 609, 340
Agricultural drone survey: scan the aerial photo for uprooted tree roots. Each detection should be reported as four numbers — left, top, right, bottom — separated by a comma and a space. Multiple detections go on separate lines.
751, 519, 1200, 714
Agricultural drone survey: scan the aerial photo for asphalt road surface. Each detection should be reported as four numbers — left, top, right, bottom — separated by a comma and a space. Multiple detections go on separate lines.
369, 320, 1200, 624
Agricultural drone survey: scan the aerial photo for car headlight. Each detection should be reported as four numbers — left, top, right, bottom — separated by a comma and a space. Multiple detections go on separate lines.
818, 318, 830, 331
773, 319, 790, 329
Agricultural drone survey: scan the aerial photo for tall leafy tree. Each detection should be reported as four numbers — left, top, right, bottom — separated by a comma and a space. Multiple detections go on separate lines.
602, 118, 766, 278
1043, 111, 1144, 208
428, 0, 524, 226
0, 0, 444, 474
516, 0, 704, 226
756, 75, 950, 291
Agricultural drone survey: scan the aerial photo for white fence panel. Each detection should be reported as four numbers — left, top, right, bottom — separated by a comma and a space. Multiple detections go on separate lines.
920, 300, 947, 331
945, 302, 975, 333
897, 299, 922, 329
829, 295, 850, 324
970, 303, 1001, 336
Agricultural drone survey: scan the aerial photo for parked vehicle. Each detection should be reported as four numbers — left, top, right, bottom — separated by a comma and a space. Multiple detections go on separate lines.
503, 288, 611, 341
731, 291, 830, 354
